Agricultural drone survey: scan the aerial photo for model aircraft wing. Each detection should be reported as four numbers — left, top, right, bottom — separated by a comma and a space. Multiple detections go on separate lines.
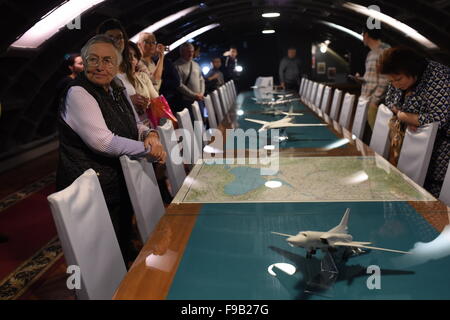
244, 118, 268, 125
269, 123, 327, 129
333, 241, 411, 254
271, 231, 294, 237
280, 112, 304, 116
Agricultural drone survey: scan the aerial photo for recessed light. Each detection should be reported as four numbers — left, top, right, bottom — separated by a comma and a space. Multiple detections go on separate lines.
262, 29, 276, 34
262, 12, 280, 18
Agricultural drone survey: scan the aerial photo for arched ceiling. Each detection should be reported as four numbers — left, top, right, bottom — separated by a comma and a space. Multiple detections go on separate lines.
0, 0, 449, 157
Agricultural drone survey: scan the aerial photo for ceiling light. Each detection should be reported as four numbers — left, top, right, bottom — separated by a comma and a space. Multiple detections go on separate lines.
11, 0, 105, 48
130, 5, 199, 42
168, 24, 220, 52
201, 66, 210, 75
318, 21, 363, 41
262, 29, 275, 34
262, 12, 280, 18
342, 2, 439, 49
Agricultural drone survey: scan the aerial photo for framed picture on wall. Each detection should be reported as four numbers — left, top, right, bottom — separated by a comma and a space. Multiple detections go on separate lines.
317, 62, 326, 74
327, 67, 336, 79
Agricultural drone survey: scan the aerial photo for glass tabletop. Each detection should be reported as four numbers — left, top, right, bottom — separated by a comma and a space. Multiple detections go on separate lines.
173, 156, 435, 204
167, 201, 450, 300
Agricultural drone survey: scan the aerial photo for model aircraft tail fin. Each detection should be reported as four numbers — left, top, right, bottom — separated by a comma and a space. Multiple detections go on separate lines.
328, 208, 350, 234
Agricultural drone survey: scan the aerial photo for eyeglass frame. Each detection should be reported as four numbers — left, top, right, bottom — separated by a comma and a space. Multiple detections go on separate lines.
84, 54, 118, 68
143, 40, 158, 45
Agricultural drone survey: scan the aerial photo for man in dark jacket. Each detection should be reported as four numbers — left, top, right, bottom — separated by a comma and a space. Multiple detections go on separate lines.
279, 47, 301, 92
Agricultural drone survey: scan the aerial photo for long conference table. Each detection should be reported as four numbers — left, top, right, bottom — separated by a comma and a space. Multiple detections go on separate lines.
113, 90, 450, 300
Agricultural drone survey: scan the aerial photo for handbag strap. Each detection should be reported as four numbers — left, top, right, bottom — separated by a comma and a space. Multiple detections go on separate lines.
183, 61, 193, 86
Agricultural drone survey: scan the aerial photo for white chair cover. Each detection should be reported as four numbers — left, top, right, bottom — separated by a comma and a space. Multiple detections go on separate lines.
230, 81, 237, 99
351, 97, 370, 139
298, 78, 305, 96
338, 93, 356, 129
218, 86, 229, 116
191, 102, 205, 149
397, 122, 439, 186
230, 80, 237, 98
302, 80, 312, 103
439, 164, 450, 206
308, 82, 318, 107
177, 108, 202, 165
329, 89, 343, 121
120, 156, 165, 242
314, 84, 325, 109
204, 95, 218, 128
210, 90, 224, 123
369, 104, 393, 159
47, 169, 126, 300
320, 86, 332, 114
225, 82, 234, 109
157, 120, 187, 195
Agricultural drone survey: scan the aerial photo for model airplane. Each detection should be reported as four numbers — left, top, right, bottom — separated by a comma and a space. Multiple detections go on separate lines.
272, 208, 411, 258
245, 106, 326, 132
251, 96, 301, 105
261, 109, 304, 116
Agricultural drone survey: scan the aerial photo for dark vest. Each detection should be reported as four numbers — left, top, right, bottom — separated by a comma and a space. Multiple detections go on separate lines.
56, 73, 139, 206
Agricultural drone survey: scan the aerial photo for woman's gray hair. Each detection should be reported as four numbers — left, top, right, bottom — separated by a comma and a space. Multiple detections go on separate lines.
80, 35, 123, 66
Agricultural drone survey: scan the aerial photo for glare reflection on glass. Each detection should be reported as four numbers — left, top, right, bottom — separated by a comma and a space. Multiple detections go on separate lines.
267, 263, 296, 276
341, 170, 369, 185
203, 145, 224, 154
323, 138, 349, 150
237, 110, 244, 116
145, 250, 177, 272
263, 145, 275, 150
265, 180, 282, 188
394, 224, 450, 268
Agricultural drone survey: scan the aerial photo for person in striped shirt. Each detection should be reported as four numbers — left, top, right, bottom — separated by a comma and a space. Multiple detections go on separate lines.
353, 27, 390, 134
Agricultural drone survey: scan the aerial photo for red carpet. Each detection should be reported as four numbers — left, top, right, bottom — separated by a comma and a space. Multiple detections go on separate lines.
0, 184, 57, 280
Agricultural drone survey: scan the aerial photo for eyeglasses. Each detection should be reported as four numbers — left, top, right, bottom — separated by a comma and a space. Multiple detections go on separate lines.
143, 40, 157, 45
85, 55, 117, 68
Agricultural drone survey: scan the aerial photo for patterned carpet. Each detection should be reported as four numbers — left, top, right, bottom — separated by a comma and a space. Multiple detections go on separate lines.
0, 173, 63, 300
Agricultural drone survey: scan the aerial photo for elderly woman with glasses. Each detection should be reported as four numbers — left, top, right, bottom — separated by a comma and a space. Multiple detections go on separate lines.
57, 35, 166, 264
379, 46, 449, 197
137, 32, 165, 91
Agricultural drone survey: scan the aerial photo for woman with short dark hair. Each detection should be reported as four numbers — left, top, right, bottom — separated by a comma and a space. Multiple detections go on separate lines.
379, 46, 449, 197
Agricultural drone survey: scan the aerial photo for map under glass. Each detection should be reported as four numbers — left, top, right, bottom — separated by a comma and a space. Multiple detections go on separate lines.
173, 156, 435, 203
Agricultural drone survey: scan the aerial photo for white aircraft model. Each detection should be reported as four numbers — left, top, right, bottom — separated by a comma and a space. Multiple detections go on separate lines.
251, 96, 300, 105
272, 208, 411, 258
261, 109, 303, 116
245, 107, 326, 132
